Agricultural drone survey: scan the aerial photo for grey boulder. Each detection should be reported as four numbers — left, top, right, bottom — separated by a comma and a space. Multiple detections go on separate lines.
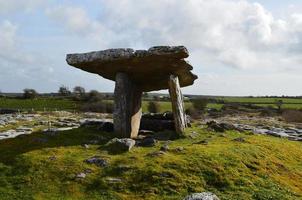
183, 192, 220, 200
106, 138, 136, 153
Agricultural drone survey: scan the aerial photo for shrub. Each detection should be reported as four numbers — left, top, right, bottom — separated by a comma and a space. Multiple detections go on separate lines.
191, 98, 208, 111
80, 101, 113, 113
23, 89, 38, 99
73, 86, 85, 100
85, 90, 103, 102
147, 101, 161, 113
282, 109, 302, 123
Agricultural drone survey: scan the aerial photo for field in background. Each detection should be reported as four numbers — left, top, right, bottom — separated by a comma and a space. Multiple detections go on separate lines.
0, 97, 78, 111
1, 96, 302, 112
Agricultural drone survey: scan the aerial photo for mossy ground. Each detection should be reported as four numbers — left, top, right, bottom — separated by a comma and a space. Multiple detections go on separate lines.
0, 125, 302, 200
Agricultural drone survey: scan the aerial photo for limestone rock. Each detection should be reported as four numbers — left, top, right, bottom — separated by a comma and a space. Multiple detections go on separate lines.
106, 138, 136, 153
183, 192, 220, 200
85, 156, 108, 167
66, 46, 197, 92
138, 136, 157, 147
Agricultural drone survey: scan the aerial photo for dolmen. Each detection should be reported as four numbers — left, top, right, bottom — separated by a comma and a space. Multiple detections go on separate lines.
66, 46, 197, 138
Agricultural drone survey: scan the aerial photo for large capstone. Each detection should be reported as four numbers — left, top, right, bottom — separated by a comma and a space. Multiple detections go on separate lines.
66, 46, 197, 92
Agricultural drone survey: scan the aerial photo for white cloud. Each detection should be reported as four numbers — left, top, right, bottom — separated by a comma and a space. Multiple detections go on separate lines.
45, 0, 302, 73
0, 20, 16, 52
0, 0, 44, 14
45, 5, 112, 46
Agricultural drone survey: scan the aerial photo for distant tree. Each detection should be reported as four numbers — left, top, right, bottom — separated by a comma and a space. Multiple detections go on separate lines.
147, 101, 161, 113
86, 90, 103, 102
58, 85, 71, 96
23, 89, 38, 99
73, 86, 85, 100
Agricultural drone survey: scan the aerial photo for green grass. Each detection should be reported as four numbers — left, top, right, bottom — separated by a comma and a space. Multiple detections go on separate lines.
0, 126, 301, 200
0, 97, 78, 111
216, 97, 302, 104
1, 97, 302, 112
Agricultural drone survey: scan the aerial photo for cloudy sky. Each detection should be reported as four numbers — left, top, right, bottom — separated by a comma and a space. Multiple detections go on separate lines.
0, 0, 302, 96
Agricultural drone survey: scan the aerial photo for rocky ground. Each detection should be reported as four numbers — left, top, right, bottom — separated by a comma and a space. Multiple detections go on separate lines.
0, 111, 112, 140
202, 114, 302, 142
1, 109, 302, 143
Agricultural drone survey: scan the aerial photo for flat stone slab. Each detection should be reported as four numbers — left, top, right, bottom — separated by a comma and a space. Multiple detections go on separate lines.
66, 46, 197, 91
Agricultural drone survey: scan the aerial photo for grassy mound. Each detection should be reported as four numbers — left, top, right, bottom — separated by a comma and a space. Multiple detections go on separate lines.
0, 126, 301, 200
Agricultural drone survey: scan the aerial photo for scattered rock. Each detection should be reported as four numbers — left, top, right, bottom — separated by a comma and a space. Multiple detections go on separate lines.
174, 146, 184, 152
106, 138, 136, 153
85, 156, 108, 167
82, 144, 89, 149
49, 156, 57, 161
265, 130, 289, 138
160, 144, 169, 152
83, 168, 93, 174
189, 131, 198, 139
75, 173, 86, 179
139, 136, 157, 147
105, 177, 123, 183
183, 192, 220, 200
207, 120, 240, 132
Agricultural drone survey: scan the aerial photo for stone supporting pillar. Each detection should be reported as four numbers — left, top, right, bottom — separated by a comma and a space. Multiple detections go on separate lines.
113, 72, 142, 138
168, 74, 186, 136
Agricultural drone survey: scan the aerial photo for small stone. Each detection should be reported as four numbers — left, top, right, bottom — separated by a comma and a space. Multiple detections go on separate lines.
82, 144, 89, 149
160, 144, 169, 152
106, 138, 136, 153
265, 130, 289, 138
85, 156, 108, 167
139, 136, 157, 147
84, 168, 93, 174
105, 177, 123, 183
175, 146, 184, 152
189, 131, 198, 139
183, 192, 220, 200
49, 156, 57, 161
75, 173, 86, 179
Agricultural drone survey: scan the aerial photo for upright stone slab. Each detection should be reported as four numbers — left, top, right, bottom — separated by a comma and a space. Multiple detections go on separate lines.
168, 75, 186, 136
114, 73, 142, 138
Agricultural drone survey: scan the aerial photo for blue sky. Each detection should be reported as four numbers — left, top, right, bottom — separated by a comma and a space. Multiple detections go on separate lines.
0, 0, 302, 96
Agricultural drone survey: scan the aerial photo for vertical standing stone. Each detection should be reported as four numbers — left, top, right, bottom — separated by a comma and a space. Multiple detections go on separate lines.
168, 74, 186, 136
114, 73, 142, 138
